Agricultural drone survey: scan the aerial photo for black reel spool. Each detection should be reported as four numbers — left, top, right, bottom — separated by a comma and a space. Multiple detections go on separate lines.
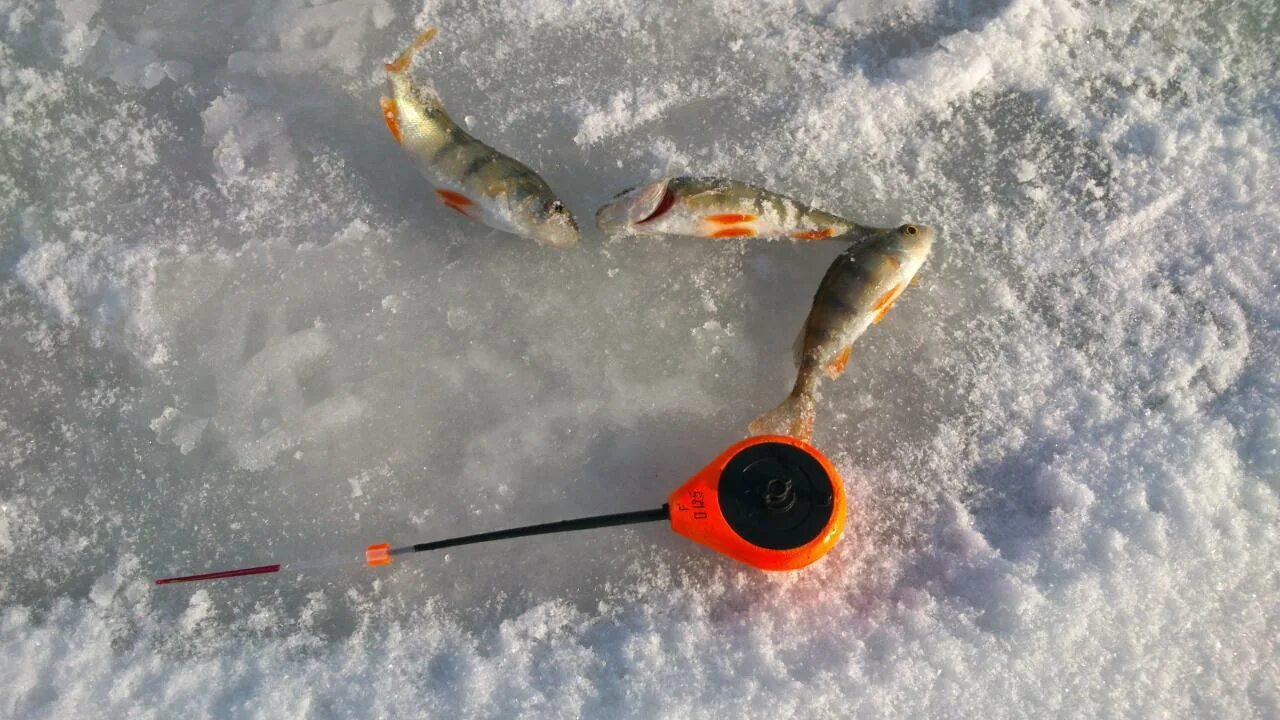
717, 441, 837, 551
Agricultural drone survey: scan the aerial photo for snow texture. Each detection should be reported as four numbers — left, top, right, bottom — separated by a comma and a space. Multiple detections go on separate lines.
1, 0, 1278, 717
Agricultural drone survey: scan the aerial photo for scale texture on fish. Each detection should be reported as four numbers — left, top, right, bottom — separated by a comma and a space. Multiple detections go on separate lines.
750, 224, 935, 441
381, 28, 579, 247
597, 176, 878, 241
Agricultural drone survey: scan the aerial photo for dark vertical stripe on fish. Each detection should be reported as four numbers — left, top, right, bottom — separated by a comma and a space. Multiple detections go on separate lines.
462, 150, 497, 181
769, 195, 788, 226
430, 137, 456, 164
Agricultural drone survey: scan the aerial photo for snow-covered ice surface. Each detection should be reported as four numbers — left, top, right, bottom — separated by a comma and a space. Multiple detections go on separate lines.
1, 0, 1278, 716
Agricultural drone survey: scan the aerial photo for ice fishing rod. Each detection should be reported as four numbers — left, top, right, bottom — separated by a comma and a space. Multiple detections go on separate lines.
155, 435, 846, 585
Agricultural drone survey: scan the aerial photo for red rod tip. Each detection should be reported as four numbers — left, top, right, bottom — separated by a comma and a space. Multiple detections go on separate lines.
154, 563, 282, 585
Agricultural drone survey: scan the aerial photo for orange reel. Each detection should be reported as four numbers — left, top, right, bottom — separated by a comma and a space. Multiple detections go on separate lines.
668, 435, 846, 571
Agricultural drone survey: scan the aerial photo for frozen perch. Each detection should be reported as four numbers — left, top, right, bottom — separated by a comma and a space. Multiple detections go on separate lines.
381, 28, 580, 247
751, 224, 935, 440
597, 176, 885, 243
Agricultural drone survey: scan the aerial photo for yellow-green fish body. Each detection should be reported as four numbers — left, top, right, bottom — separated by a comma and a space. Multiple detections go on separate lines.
750, 223, 936, 440
596, 176, 871, 241
381, 29, 579, 247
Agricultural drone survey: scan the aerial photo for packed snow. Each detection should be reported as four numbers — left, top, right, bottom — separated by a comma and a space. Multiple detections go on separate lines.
1, 0, 1277, 717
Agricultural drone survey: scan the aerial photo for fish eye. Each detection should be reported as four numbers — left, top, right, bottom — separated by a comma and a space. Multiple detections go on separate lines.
547, 200, 565, 215
902, 224, 918, 236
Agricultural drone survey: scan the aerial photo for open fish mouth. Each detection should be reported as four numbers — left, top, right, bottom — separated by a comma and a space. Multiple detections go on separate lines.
596, 178, 673, 232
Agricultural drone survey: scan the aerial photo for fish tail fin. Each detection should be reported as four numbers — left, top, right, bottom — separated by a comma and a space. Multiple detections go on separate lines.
385, 27, 438, 74
748, 392, 816, 441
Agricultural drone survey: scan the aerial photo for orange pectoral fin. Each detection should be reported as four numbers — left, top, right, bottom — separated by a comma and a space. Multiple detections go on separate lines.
436, 189, 473, 207
871, 284, 903, 324
825, 346, 852, 378
381, 97, 402, 144
435, 189, 474, 216
710, 226, 756, 238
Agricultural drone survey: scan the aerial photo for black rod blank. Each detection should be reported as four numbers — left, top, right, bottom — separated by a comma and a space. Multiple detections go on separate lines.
389, 505, 670, 557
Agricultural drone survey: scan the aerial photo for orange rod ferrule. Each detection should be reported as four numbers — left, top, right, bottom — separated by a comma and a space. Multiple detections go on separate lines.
365, 543, 391, 566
